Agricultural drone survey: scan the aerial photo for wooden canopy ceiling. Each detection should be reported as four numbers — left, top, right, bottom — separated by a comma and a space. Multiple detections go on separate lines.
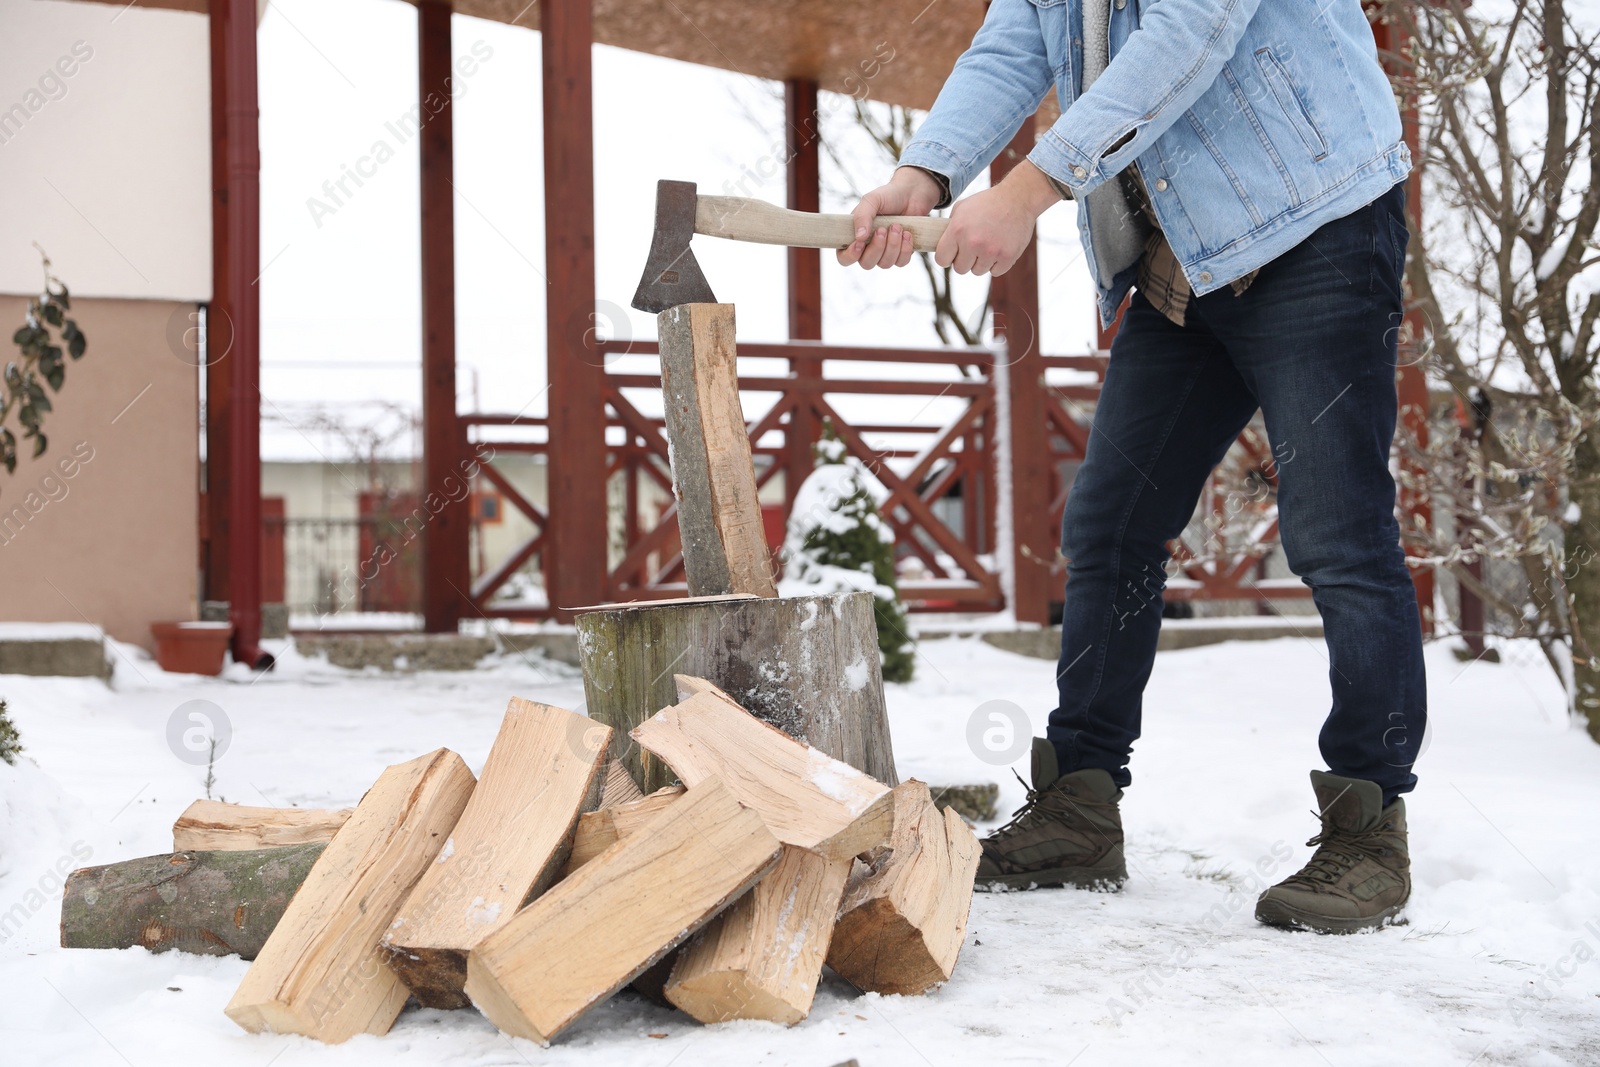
73, 0, 991, 112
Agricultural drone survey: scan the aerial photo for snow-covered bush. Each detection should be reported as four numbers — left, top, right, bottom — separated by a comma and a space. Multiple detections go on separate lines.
0, 698, 21, 765
782, 429, 915, 682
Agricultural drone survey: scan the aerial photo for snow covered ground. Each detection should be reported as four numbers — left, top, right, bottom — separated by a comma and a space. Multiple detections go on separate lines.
1, 633, 1597, 1066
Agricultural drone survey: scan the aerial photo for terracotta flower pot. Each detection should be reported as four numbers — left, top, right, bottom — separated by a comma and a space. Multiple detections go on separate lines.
150, 621, 233, 676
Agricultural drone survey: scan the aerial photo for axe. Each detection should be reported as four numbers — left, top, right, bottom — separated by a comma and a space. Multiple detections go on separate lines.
631, 179, 950, 314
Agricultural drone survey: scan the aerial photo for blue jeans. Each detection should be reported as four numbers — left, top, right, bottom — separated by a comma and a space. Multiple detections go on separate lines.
1048, 182, 1426, 804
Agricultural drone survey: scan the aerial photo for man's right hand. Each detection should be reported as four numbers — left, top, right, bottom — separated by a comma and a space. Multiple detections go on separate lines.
837, 167, 944, 269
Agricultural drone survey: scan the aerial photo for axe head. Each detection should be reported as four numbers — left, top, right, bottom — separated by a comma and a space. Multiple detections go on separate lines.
632, 180, 719, 314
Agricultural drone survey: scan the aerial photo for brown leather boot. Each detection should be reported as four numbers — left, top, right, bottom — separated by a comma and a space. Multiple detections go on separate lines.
1255, 771, 1410, 933
974, 738, 1127, 892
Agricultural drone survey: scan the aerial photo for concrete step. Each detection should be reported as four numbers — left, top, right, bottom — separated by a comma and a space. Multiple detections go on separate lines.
0, 623, 111, 678
920, 616, 1326, 662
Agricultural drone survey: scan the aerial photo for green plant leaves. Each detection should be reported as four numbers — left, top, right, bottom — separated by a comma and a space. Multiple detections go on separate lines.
4, 252, 87, 488
63, 319, 85, 359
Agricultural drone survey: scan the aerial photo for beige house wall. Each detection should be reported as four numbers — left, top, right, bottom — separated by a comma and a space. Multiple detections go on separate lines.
0, 295, 200, 648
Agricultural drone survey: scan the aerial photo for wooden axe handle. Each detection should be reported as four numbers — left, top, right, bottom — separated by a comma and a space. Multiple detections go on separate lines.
694, 195, 949, 252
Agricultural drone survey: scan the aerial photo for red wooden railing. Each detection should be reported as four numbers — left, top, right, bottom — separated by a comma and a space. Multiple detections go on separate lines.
456, 337, 1310, 620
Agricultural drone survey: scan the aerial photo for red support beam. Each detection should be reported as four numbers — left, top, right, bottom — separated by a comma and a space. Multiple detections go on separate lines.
205, 0, 233, 606
418, 1, 470, 633
1370, 6, 1434, 634
784, 77, 823, 513
990, 117, 1052, 625
542, 0, 608, 616
210, 0, 271, 669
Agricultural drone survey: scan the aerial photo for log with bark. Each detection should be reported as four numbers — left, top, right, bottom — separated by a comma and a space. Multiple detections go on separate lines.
577, 593, 898, 791
60, 843, 323, 959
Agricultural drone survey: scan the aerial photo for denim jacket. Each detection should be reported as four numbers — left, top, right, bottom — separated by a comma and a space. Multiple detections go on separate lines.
898, 0, 1411, 325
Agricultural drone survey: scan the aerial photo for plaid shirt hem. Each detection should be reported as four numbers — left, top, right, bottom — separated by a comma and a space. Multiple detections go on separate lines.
1127, 167, 1257, 326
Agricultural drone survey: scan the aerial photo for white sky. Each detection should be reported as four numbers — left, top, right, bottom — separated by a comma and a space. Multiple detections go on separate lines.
254, 0, 1099, 459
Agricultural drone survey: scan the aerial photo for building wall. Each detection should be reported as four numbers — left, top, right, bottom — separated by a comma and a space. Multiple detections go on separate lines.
261, 459, 417, 522
0, 295, 200, 647
0, 0, 211, 302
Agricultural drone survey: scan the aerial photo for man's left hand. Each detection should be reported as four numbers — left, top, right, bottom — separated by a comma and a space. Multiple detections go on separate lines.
935, 160, 1064, 277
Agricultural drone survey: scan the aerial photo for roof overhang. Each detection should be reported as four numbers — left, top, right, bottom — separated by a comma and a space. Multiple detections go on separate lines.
67, 0, 990, 111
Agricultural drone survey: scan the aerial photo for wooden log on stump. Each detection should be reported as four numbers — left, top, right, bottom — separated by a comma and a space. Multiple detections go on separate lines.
225, 749, 475, 1043
826, 780, 981, 996
632, 688, 894, 858
60, 843, 323, 959
173, 801, 352, 851
464, 777, 781, 1045
578, 592, 898, 791
382, 700, 610, 1009
657, 302, 777, 599
665, 843, 851, 1025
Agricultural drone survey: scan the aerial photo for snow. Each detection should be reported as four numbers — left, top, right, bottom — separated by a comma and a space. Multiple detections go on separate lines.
0, 622, 103, 641
465, 898, 501, 926
842, 655, 871, 693
2, 636, 1598, 1064
801, 748, 879, 816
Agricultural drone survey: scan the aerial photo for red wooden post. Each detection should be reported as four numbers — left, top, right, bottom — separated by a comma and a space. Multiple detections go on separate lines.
1370, 8, 1435, 634
205, 0, 233, 606
990, 117, 1052, 625
542, 0, 608, 616
784, 77, 822, 513
418, 1, 469, 632
210, 0, 270, 668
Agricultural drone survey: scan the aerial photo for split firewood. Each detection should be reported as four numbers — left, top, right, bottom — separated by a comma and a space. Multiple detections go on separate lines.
554, 783, 688, 1006
172, 800, 352, 851
464, 777, 781, 1045
381, 700, 609, 1009
826, 779, 981, 996
61, 843, 323, 959
225, 749, 475, 1043
674, 672, 739, 706
600, 755, 645, 807
632, 688, 894, 859
656, 302, 777, 598
665, 843, 852, 1025
559, 785, 685, 879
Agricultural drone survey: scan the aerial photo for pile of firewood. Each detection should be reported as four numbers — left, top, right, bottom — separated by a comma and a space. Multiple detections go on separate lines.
61, 301, 983, 1045
62, 675, 979, 1046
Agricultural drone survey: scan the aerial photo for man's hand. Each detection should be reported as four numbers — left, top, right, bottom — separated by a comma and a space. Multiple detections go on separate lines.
839, 161, 1063, 276
837, 167, 944, 269
935, 161, 1062, 277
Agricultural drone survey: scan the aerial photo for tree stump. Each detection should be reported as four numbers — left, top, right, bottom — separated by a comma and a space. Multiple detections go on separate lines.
60, 843, 323, 959
577, 591, 898, 792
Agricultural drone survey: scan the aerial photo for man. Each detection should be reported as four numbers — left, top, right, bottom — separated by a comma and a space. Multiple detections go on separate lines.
840, 0, 1423, 934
